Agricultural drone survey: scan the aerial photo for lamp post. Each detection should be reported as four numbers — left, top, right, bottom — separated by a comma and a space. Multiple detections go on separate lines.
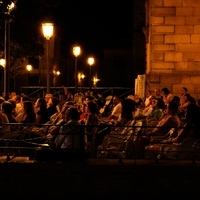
26, 64, 32, 95
3, 1, 15, 100
87, 57, 95, 91
0, 59, 5, 95
42, 23, 54, 94
73, 46, 81, 93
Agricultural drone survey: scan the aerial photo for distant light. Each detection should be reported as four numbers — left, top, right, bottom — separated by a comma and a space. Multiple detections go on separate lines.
88, 57, 95, 66
26, 64, 32, 72
42, 23, 54, 40
0, 58, 5, 68
73, 46, 81, 57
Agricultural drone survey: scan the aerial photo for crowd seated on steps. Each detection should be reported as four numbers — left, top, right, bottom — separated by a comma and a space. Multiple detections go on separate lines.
0, 86, 200, 161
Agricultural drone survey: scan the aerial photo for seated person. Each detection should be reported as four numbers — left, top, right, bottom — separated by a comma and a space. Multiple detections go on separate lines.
1, 101, 18, 132
146, 98, 165, 123
145, 101, 180, 137
54, 107, 84, 161
145, 102, 200, 159
107, 95, 122, 122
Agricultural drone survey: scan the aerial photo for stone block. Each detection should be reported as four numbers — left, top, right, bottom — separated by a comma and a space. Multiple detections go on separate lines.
152, 53, 164, 61
152, 35, 164, 43
194, 25, 200, 33
175, 26, 194, 34
153, 69, 174, 73
183, 0, 200, 7
174, 62, 188, 70
182, 53, 200, 61
165, 53, 183, 61
177, 44, 200, 52
164, 0, 183, 7
165, 35, 190, 43
152, 26, 174, 33
152, 8, 175, 16
188, 76, 200, 84
186, 17, 200, 25
148, 74, 160, 83
191, 35, 200, 43
165, 17, 185, 25
182, 75, 191, 84
152, 62, 174, 69
151, 17, 164, 25
188, 62, 200, 70
153, 44, 175, 51
176, 7, 193, 16
160, 74, 183, 84
151, 0, 164, 7
194, 8, 200, 16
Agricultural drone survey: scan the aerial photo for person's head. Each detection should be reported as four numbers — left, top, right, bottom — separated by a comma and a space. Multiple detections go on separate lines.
161, 87, 170, 96
165, 101, 179, 115
44, 93, 53, 103
65, 107, 80, 121
152, 98, 165, 109
145, 91, 151, 98
2, 101, 13, 115
48, 96, 59, 107
9, 92, 16, 99
7, 99, 16, 112
35, 98, 47, 110
23, 101, 35, 115
154, 88, 161, 96
13, 95, 21, 103
113, 96, 121, 105
183, 93, 191, 102
180, 87, 188, 96
171, 96, 180, 106
134, 93, 140, 100
21, 95, 30, 105
87, 101, 98, 114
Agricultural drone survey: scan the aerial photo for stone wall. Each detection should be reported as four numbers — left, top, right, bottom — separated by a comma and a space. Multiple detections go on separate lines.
146, 0, 200, 99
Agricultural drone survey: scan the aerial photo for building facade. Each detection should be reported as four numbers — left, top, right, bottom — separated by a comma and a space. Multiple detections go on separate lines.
145, 0, 200, 98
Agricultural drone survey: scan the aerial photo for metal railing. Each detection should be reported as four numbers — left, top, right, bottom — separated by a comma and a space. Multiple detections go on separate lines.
0, 122, 200, 164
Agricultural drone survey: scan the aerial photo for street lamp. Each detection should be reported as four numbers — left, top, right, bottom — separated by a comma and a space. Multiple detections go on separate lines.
73, 46, 81, 93
87, 57, 95, 91
3, 0, 16, 99
26, 64, 32, 95
0, 59, 5, 95
42, 22, 54, 93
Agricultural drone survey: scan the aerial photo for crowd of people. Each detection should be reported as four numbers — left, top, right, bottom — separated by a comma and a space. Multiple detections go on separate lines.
0, 86, 200, 161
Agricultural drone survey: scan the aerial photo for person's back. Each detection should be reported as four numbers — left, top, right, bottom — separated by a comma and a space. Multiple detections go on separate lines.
0, 112, 10, 133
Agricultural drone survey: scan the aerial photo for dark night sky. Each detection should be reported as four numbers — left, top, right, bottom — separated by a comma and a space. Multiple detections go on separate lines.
54, 1, 133, 53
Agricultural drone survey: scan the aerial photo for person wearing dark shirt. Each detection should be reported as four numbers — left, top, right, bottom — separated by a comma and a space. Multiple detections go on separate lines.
35, 98, 50, 125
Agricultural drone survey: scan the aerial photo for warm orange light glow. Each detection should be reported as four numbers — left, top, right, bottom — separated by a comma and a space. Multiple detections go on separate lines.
26, 64, 32, 72
88, 57, 95, 66
73, 46, 81, 57
78, 72, 85, 82
42, 23, 54, 40
0, 59, 5, 68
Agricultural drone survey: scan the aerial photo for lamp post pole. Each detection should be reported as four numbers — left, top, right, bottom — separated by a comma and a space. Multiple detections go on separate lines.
4, 18, 10, 100
42, 23, 54, 94
26, 65, 32, 95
